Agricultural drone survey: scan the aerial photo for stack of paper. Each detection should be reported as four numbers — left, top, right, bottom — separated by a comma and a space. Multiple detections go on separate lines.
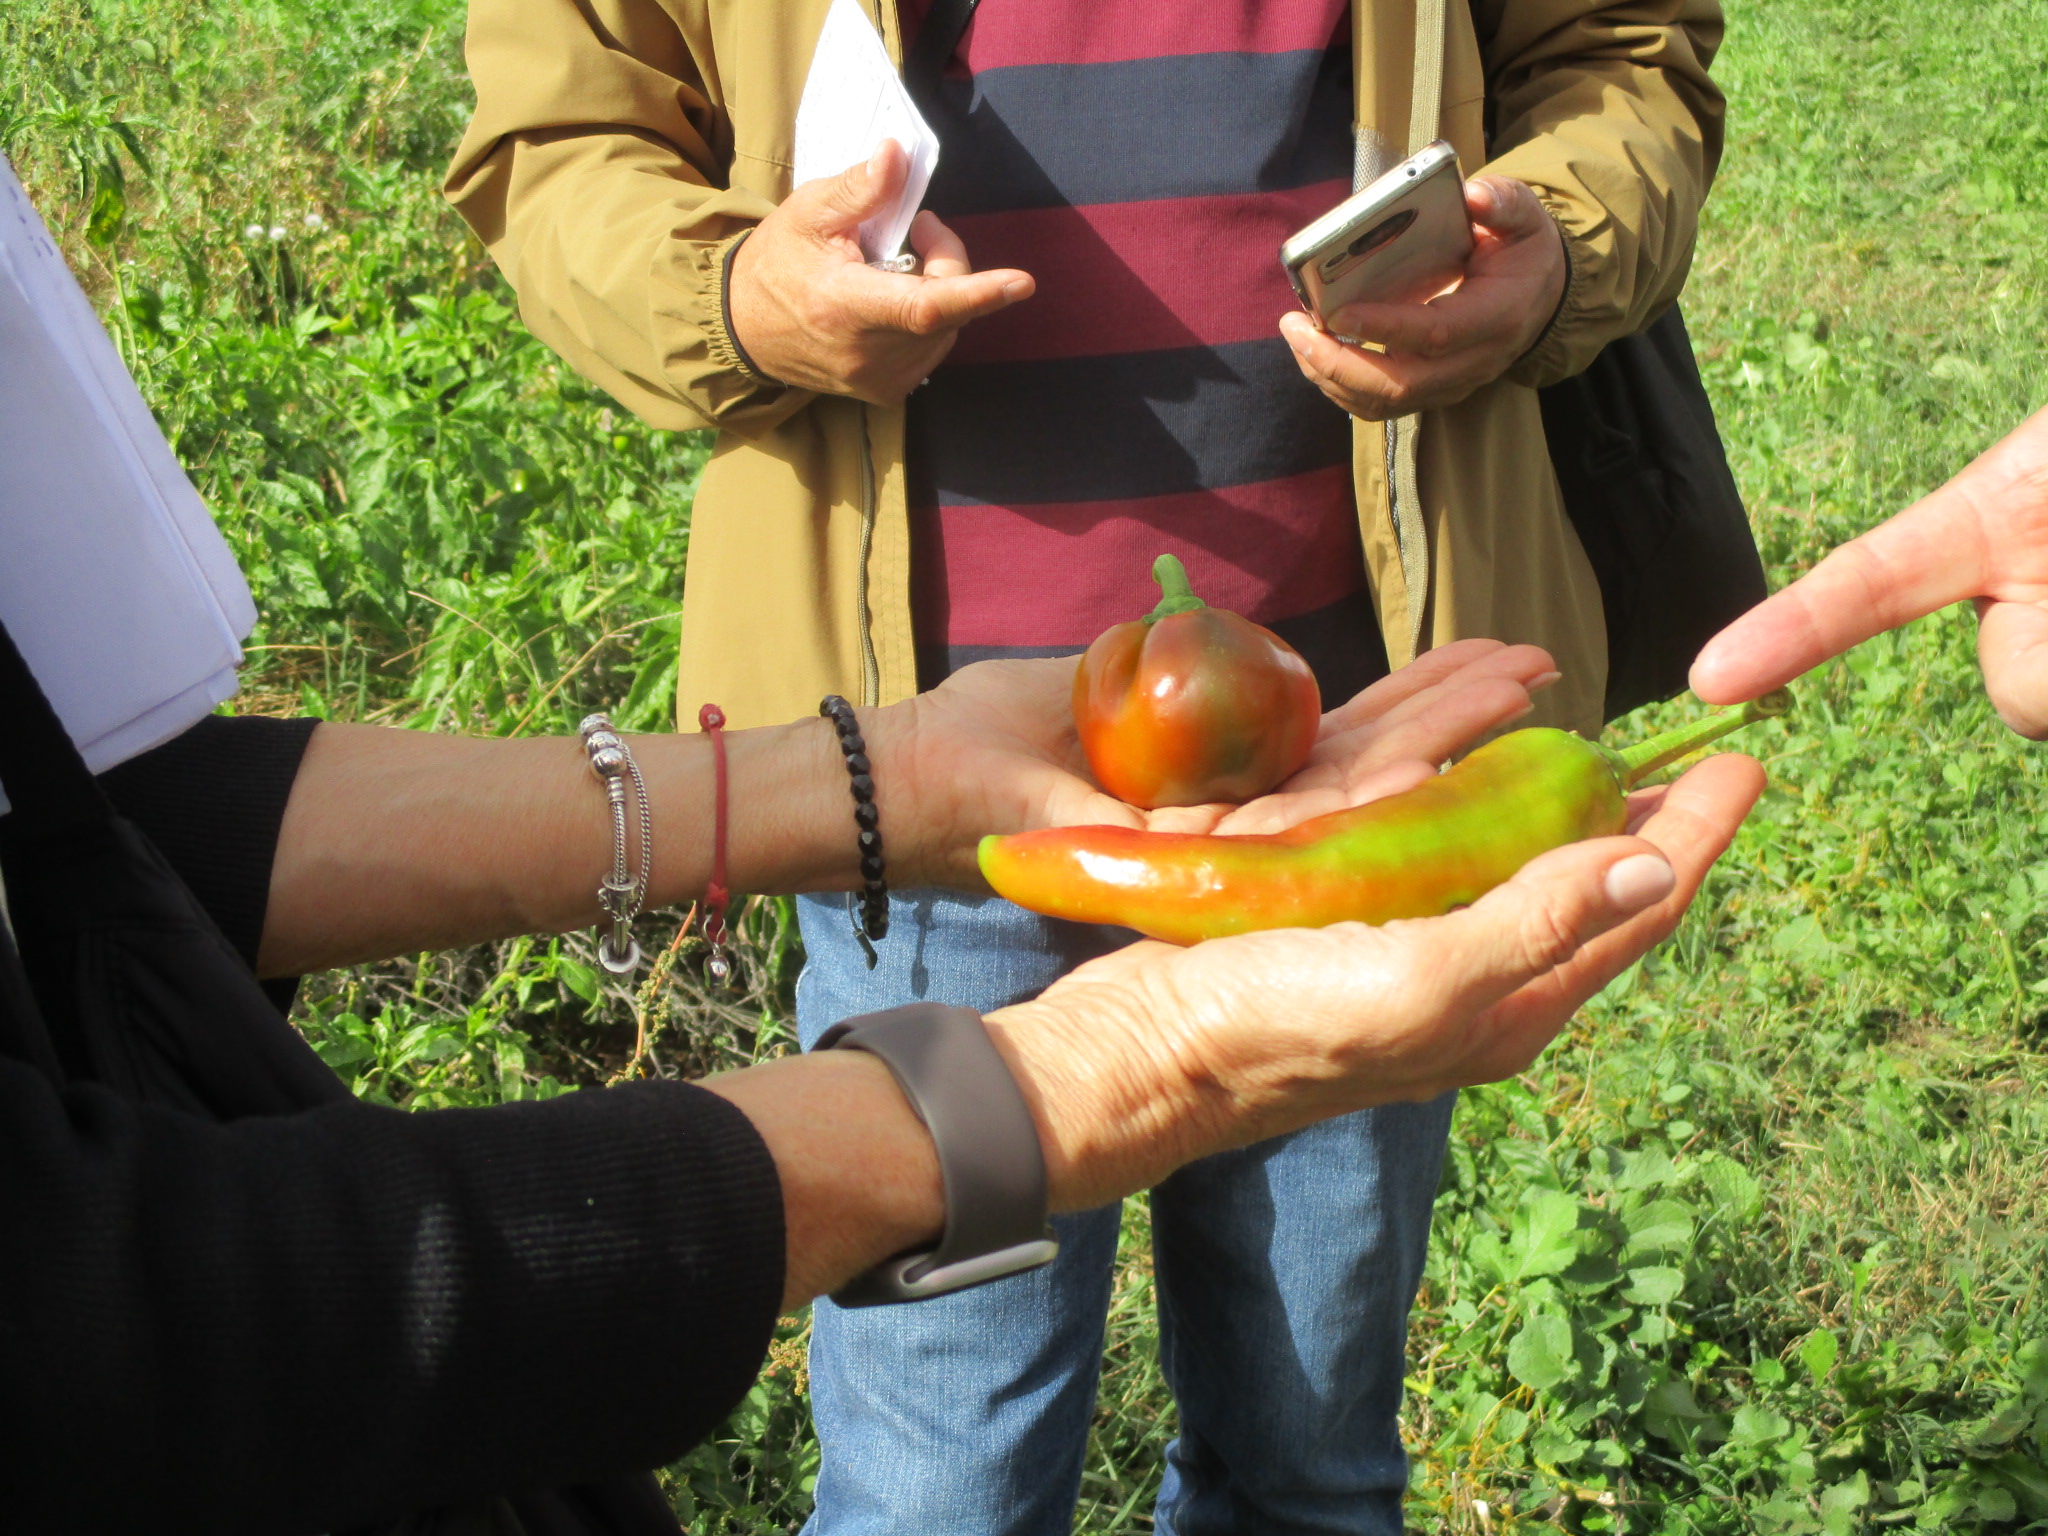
0, 153, 253, 809
792, 0, 941, 267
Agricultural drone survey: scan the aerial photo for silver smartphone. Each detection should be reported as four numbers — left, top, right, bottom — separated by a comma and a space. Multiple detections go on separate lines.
1280, 141, 1473, 327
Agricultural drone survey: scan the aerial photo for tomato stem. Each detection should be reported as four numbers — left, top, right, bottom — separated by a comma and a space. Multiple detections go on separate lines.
1143, 553, 1208, 624
1614, 688, 1793, 788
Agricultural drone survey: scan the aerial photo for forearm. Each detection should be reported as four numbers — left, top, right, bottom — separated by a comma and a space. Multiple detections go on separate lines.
1481, 0, 1726, 382
702, 1052, 946, 1310
701, 1001, 1187, 1311
456, 131, 798, 433
445, 0, 800, 432
260, 715, 865, 976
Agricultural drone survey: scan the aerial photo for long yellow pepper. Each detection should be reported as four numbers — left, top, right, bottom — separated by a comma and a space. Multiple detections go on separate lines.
980, 692, 1791, 945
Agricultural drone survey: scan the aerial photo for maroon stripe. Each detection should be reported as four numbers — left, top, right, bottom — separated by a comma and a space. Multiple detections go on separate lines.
902, 0, 1349, 71
945, 182, 1346, 366
917, 465, 1363, 647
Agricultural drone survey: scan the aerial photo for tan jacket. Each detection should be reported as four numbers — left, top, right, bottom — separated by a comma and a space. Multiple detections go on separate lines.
447, 0, 1724, 733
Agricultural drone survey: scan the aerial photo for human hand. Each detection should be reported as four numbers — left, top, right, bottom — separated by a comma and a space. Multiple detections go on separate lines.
726, 140, 1034, 404
870, 638, 1560, 888
1278, 175, 1567, 422
1691, 404, 2048, 738
1203, 638, 1561, 833
986, 753, 1765, 1210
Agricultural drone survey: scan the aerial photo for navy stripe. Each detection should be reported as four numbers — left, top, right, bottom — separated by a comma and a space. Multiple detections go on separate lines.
920, 589, 1388, 696
908, 338, 1352, 507
1267, 587, 1390, 703
923, 47, 1353, 216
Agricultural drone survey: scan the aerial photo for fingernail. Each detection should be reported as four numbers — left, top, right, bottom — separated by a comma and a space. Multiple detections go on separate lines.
1530, 670, 1562, 691
1604, 854, 1674, 912
1003, 279, 1031, 301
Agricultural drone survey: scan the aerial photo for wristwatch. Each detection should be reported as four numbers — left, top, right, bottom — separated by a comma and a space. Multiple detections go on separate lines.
814, 1002, 1060, 1305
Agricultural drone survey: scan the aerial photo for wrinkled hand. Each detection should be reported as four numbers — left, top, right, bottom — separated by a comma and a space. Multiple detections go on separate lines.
987, 754, 1766, 1210
870, 638, 1560, 889
1692, 403, 2048, 738
726, 140, 1034, 404
1279, 176, 1567, 422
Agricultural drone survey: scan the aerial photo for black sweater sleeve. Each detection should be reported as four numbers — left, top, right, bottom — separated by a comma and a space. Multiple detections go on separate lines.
98, 713, 318, 972
6, 716, 787, 1532
0, 1057, 786, 1534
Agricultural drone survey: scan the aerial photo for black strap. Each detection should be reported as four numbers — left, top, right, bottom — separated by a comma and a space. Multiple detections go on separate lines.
902, 0, 983, 113
816, 1003, 1056, 1306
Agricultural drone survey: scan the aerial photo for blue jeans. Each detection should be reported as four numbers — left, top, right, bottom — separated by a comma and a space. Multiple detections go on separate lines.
796, 890, 1455, 1536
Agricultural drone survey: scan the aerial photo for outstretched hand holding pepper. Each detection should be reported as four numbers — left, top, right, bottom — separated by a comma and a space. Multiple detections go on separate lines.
875, 637, 1560, 889
983, 753, 1765, 1210
267, 640, 1554, 971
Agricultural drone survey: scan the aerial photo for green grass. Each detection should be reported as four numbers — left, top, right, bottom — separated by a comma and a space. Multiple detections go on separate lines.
7, 0, 2048, 1529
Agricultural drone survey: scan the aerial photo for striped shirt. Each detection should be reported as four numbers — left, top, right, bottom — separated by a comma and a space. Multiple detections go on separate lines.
905, 1, 1389, 702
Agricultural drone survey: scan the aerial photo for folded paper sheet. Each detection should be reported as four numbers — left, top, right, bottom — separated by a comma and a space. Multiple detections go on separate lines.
0, 154, 253, 807
792, 0, 940, 265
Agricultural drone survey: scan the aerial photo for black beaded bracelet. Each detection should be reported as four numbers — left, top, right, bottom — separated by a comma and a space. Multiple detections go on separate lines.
820, 694, 890, 967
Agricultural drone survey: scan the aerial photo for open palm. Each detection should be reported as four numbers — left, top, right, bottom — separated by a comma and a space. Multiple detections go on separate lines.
999, 753, 1764, 1209
878, 638, 1560, 889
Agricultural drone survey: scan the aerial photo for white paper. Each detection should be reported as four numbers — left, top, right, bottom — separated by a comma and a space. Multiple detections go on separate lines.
45, 217, 256, 642
0, 153, 252, 810
793, 0, 941, 265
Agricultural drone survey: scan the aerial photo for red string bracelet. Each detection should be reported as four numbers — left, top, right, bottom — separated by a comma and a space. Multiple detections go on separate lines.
698, 703, 732, 983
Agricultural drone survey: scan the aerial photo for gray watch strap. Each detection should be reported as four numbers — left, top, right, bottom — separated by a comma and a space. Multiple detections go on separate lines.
814, 1002, 1059, 1305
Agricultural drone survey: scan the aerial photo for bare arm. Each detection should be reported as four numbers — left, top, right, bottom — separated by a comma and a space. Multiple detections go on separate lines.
260, 716, 848, 976
259, 641, 1558, 975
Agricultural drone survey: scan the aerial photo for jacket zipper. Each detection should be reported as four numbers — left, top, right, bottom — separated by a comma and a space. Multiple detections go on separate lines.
1383, 418, 1412, 649
856, 403, 881, 707
1384, 417, 1402, 559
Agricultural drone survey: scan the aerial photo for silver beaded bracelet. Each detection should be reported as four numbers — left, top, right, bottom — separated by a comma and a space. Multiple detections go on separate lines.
579, 713, 652, 974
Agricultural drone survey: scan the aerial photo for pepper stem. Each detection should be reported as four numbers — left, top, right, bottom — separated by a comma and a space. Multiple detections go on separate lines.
1614, 688, 1793, 788
1143, 554, 1208, 625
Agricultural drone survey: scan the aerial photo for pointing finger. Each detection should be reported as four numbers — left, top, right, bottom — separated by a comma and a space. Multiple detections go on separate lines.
1692, 407, 2048, 704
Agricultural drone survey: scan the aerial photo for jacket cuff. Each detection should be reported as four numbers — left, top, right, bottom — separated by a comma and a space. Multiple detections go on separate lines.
1505, 197, 1592, 389
708, 228, 779, 389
